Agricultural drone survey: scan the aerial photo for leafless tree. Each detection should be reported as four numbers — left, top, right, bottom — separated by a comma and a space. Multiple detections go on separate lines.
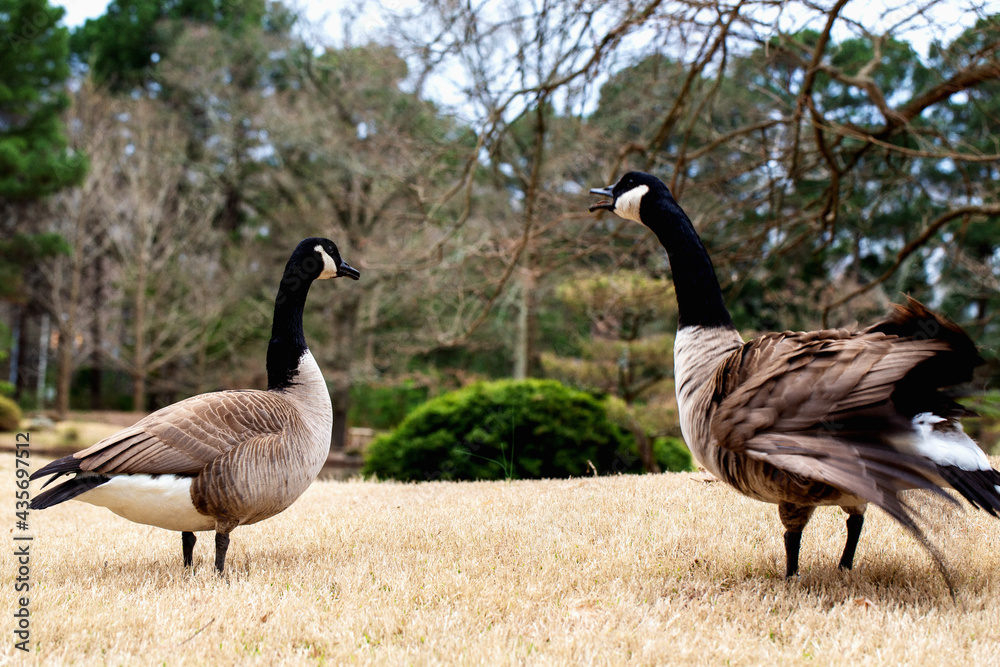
33, 82, 119, 417
100, 99, 229, 411
390, 0, 665, 377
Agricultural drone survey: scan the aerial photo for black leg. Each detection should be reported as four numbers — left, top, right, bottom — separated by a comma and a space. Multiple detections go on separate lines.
778, 502, 814, 579
838, 513, 865, 570
215, 532, 230, 574
783, 530, 802, 578
182, 531, 197, 567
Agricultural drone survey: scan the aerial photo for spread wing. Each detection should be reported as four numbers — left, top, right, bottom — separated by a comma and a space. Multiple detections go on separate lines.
710, 328, 949, 448
707, 324, 966, 531
32, 390, 294, 481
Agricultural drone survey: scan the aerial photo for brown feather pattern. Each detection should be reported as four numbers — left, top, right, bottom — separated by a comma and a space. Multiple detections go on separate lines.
694, 313, 972, 508
71, 391, 297, 476
675, 303, 990, 560
592, 171, 995, 587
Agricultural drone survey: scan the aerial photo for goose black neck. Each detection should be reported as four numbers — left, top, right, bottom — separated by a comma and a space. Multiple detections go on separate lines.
641, 192, 734, 330
266, 260, 316, 390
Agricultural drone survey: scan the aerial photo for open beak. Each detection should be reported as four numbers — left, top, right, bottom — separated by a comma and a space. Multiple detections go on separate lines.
588, 185, 615, 212
337, 260, 361, 280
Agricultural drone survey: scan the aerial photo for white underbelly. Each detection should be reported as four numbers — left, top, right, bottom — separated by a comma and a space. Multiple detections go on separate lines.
76, 474, 215, 532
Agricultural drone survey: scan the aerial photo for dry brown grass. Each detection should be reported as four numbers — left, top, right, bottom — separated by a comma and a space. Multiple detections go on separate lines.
5, 452, 1000, 665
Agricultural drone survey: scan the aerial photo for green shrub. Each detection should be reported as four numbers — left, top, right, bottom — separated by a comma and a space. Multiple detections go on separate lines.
362, 379, 635, 481
0, 395, 22, 431
652, 436, 694, 472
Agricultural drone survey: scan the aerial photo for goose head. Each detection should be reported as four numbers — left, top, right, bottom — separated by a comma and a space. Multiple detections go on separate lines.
589, 171, 670, 224
293, 237, 361, 281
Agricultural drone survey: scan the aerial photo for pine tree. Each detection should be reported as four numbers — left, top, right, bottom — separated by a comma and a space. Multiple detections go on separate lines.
69, 0, 267, 91
0, 0, 86, 199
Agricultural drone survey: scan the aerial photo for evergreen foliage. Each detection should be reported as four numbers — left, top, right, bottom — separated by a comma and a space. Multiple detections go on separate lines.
362, 379, 635, 481
0, 0, 86, 199
0, 232, 71, 300
652, 437, 694, 473
69, 0, 266, 90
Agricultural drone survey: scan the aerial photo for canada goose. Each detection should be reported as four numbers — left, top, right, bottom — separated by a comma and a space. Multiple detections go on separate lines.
590, 171, 1000, 583
30, 237, 360, 573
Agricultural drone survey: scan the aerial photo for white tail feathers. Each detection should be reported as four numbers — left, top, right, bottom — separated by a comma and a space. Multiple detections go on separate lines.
909, 412, 991, 472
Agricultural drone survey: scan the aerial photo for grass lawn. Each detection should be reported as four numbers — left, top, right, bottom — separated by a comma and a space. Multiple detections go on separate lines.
4, 451, 1000, 665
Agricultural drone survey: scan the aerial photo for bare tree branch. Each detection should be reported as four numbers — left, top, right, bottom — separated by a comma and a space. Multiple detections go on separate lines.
822, 204, 1000, 324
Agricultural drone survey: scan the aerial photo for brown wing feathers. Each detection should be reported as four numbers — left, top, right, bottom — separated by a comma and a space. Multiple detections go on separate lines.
865, 297, 985, 418
709, 300, 984, 530
32, 391, 294, 485
711, 328, 957, 452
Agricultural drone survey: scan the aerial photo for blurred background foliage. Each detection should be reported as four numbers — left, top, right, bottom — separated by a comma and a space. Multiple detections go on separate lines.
2, 0, 999, 476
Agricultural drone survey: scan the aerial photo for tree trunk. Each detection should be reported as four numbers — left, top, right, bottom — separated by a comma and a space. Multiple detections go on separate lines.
89, 248, 104, 409
633, 423, 660, 474
9, 305, 22, 394
362, 282, 380, 374
513, 269, 539, 380
36, 312, 50, 409
132, 372, 145, 415
132, 259, 147, 412
55, 324, 73, 418
13, 304, 34, 401
55, 234, 83, 419
328, 290, 361, 451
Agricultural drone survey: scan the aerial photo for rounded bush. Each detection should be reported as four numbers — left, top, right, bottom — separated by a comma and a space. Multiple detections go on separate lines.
652, 436, 694, 472
362, 379, 635, 481
0, 395, 22, 431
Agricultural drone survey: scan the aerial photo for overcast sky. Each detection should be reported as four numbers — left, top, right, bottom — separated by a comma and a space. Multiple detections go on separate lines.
59, 0, 107, 27
57, 0, 396, 42
60, 0, 1000, 52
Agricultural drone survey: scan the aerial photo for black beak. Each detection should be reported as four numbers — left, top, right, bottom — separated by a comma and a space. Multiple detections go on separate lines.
337, 260, 361, 280
588, 185, 615, 212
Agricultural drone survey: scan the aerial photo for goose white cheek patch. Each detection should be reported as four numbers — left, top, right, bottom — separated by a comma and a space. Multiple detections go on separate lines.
614, 184, 648, 222
315, 244, 339, 279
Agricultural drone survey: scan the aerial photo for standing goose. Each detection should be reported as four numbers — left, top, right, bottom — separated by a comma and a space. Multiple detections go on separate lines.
590, 171, 1000, 583
30, 237, 360, 573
